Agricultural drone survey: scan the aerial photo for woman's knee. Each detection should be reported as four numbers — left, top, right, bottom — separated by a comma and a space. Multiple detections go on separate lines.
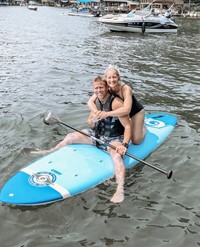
131, 110, 146, 144
131, 127, 146, 144
131, 135, 143, 145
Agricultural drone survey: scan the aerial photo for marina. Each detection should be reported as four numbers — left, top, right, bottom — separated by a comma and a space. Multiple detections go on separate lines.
0, 0, 200, 17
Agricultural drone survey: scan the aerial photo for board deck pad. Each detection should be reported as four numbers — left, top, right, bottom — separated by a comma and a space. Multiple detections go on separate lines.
0, 113, 177, 206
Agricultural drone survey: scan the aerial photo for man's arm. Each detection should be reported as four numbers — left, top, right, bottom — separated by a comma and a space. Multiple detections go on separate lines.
87, 112, 95, 128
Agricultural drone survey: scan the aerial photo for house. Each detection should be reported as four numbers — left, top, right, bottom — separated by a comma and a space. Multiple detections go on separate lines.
100, 0, 139, 12
140, 0, 184, 14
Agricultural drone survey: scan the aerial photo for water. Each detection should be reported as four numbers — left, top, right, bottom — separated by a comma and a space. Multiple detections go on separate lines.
0, 6, 200, 247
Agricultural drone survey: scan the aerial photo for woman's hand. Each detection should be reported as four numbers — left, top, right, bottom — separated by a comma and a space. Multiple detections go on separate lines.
98, 111, 109, 119
92, 110, 108, 121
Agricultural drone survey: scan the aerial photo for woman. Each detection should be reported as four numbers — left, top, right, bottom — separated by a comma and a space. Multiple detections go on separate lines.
88, 66, 146, 144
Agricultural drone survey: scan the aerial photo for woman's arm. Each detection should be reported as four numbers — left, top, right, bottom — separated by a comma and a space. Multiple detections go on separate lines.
112, 97, 131, 148
99, 85, 132, 118
87, 94, 98, 113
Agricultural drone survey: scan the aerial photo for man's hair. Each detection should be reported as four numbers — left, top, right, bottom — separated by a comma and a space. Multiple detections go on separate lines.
93, 76, 107, 85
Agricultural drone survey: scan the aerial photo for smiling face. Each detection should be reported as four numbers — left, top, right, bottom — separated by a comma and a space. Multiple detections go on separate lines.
105, 68, 120, 91
93, 77, 109, 102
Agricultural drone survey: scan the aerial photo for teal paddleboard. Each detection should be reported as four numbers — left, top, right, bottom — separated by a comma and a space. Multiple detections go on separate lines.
0, 113, 176, 206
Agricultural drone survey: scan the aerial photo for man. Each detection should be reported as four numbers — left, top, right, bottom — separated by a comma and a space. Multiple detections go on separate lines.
38, 76, 131, 203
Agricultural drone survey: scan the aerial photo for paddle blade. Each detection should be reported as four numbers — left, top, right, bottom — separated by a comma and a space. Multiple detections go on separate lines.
167, 170, 173, 179
43, 111, 60, 125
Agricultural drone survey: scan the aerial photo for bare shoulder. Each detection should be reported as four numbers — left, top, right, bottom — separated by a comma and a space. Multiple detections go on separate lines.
123, 84, 133, 95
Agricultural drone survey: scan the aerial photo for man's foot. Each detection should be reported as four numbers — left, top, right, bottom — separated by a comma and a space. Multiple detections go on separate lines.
110, 190, 124, 203
30, 149, 53, 155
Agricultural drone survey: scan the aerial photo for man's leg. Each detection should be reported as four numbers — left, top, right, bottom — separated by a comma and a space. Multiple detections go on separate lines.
31, 129, 92, 155
108, 142, 125, 203
53, 130, 92, 151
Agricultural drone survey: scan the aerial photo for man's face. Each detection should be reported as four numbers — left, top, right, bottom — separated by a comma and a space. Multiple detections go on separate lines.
93, 80, 108, 101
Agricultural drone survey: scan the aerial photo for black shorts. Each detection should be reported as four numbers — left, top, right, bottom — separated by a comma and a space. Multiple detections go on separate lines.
87, 129, 124, 149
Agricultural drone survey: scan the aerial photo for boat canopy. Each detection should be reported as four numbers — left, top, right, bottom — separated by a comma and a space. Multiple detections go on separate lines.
29, 1, 38, 4
77, 0, 94, 2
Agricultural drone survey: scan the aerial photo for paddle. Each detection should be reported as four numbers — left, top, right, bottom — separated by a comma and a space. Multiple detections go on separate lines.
43, 111, 173, 179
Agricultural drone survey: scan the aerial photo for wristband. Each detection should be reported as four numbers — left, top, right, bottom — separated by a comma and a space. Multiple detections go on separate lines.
122, 143, 129, 148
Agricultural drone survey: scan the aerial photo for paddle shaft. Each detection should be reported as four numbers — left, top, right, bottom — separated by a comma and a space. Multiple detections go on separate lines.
58, 121, 173, 179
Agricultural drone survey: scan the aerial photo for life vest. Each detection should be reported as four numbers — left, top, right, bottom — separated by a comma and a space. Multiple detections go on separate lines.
95, 94, 124, 138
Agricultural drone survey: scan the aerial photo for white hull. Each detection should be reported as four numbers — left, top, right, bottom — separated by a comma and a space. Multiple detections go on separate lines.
103, 23, 177, 33
67, 7, 101, 18
68, 12, 95, 17
28, 5, 38, 11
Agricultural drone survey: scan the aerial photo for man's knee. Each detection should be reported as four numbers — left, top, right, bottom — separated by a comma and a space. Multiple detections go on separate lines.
70, 132, 81, 142
63, 132, 78, 144
112, 152, 122, 164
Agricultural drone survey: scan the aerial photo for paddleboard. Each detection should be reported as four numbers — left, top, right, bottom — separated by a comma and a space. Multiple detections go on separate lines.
0, 113, 176, 206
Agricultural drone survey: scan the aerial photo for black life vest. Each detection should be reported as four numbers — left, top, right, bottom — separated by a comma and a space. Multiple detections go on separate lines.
95, 94, 124, 138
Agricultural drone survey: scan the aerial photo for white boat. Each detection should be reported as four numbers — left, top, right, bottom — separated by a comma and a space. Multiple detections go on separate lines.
98, 5, 178, 34
28, 1, 38, 11
68, 7, 101, 17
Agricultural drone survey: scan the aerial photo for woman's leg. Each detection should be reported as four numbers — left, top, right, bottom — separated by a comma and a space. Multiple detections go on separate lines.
131, 109, 146, 144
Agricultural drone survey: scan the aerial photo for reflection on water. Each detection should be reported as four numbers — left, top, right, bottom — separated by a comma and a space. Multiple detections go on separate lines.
0, 6, 200, 247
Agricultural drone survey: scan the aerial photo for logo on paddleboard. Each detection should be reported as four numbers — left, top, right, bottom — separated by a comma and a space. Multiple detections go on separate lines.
29, 171, 56, 187
145, 119, 165, 128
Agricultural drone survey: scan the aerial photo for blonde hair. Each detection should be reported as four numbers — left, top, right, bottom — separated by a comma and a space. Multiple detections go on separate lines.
104, 65, 121, 81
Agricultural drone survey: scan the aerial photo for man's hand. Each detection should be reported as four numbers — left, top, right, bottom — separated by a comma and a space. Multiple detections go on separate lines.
116, 144, 127, 155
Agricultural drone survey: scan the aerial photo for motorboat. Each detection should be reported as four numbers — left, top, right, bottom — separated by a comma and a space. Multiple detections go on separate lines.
68, 7, 101, 17
28, 1, 38, 11
98, 6, 178, 34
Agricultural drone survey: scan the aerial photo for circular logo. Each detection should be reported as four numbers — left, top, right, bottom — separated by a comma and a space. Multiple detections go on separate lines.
145, 119, 165, 128
29, 171, 56, 187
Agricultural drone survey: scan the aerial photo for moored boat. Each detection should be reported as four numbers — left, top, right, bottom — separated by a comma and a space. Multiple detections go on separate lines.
98, 4, 178, 34
28, 1, 38, 11
68, 6, 101, 17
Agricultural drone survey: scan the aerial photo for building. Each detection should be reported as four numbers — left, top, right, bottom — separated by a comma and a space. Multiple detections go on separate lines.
99, 0, 139, 12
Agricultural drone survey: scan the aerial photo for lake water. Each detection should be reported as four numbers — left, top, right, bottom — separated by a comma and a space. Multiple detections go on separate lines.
0, 6, 199, 247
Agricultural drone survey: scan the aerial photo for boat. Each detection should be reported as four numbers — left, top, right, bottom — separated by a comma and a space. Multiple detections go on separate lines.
27, 1, 38, 11
68, 6, 101, 17
98, 4, 178, 33
0, 113, 176, 206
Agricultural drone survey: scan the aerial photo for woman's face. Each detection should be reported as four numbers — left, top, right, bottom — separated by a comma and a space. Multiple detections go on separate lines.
106, 69, 119, 90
